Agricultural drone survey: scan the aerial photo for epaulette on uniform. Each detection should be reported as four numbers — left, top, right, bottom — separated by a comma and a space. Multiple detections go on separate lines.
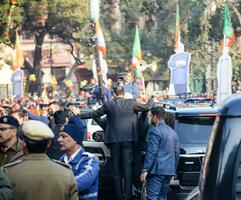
3, 160, 23, 168
52, 159, 70, 169
82, 152, 95, 157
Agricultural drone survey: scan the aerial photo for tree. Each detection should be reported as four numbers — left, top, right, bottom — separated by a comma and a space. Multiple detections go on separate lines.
0, 0, 25, 46
21, 0, 89, 94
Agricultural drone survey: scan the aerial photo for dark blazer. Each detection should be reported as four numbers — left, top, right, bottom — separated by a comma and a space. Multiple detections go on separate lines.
143, 121, 180, 176
79, 97, 154, 144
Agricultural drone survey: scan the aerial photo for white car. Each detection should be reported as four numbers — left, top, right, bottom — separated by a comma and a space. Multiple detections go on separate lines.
86, 118, 104, 141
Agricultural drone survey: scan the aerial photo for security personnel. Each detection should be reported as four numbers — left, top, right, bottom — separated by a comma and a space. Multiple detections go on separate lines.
58, 116, 99, 200
3, 120, 78, 200
0, 116, 23, 166
140, 107, 180, 200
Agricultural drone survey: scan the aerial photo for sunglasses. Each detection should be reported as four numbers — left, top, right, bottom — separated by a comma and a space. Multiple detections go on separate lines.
0, 127, 15, 131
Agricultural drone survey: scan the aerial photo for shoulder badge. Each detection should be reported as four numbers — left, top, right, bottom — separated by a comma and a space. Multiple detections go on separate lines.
52, 159, 70, 169
82, 152, 94, 157
3, 160, 23, 168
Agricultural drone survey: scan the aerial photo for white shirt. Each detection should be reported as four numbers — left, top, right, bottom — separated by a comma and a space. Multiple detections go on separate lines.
63, 147, 82, 164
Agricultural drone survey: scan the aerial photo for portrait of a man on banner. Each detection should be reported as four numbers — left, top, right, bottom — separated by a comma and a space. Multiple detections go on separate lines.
168, 44, 191, 95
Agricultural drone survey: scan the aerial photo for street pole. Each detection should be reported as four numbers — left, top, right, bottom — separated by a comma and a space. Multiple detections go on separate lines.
90, 0, 104, 104
50, 40, 53, 75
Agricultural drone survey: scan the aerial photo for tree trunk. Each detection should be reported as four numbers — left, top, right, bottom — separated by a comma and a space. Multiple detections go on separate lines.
33, 28, 45, 95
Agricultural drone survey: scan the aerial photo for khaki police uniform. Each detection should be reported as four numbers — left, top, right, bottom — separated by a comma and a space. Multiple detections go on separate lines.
3, 120, 78, 200
4, 154, 77, 200
0, 139, 23, 166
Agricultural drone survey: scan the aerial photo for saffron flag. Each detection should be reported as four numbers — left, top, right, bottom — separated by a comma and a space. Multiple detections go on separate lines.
12, 30, 24, 70
175, 4, 181, 50
131, 25, 142, 68
95, 21, 106, 59
93, 21, 108, 83
223, 4, 235, 48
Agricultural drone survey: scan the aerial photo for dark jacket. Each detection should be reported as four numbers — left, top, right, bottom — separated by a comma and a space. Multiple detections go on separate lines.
79, 97, 154, 144
0, 168, 16, 200
92, 86, 112, 102
143, 121, 180, 176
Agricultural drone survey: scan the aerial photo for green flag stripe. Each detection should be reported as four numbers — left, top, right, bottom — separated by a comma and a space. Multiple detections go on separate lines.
223, 4, 234, 38
132, 26, 141, 58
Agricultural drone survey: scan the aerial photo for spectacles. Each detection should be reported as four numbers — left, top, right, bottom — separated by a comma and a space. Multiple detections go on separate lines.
0, 127, 14, 131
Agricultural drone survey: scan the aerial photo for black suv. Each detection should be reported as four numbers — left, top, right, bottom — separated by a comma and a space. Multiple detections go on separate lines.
149, 103, 217, 200
187, 94, 241, 200
83, 103, 218, 200
165, 107, 218, 186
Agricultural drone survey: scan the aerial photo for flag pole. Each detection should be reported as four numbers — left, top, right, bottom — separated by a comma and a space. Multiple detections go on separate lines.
223, 34, 228, 56
90, 0, 104, 104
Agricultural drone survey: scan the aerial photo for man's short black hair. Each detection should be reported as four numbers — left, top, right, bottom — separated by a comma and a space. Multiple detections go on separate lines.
53, 110, 67, 125
11, 109, 28, 119
151, 107, 166, 119
48, 101, 59, 106
24, 137, 49, 154
114, 86, 124, 96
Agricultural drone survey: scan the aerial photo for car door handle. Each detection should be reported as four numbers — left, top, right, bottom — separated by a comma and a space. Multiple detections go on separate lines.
185, 162, 194, 165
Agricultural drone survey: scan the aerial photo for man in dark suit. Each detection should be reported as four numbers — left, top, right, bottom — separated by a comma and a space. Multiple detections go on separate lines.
140, 107, 180, 200
78, 86, 154, 200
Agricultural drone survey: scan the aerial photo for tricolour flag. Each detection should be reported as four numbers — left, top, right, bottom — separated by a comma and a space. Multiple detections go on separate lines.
131, 25, 142, 68
93, 20, 108, 83
223, 4, 235, 48
12, 30, 24, 70
95, 21, 106, 59
175, 4, 181, 50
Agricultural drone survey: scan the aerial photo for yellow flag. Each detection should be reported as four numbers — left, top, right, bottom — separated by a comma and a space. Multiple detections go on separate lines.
12, 30, 24, 70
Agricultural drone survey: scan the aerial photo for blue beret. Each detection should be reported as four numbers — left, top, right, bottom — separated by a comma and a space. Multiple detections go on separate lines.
0, 116, 19, 128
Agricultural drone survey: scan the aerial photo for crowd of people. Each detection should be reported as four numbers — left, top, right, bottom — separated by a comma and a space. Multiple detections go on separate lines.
0, 72, 181, 200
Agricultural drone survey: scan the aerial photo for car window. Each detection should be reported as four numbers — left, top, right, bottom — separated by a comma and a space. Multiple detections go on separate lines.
165, 112, 175, 128
177, 116, 216, 145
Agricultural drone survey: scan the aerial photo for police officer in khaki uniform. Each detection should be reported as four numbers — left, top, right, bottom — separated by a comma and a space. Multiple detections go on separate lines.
0, 116, 23, 166
3, 120, 78, 200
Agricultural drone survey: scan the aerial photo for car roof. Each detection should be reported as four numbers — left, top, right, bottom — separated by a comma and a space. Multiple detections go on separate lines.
166, 106, 219, 116
220, 94, 241, 117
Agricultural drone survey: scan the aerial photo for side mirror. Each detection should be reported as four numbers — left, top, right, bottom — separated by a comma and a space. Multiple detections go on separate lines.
93, 131, 104, 142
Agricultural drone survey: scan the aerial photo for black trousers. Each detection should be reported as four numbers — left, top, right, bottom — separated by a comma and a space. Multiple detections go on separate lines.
109, 142, 134, 200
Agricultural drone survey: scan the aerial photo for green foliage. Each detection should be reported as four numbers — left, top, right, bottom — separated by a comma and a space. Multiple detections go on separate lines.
2, 0, 241, 90
0, 0, 25, 45
22, 0, 88, 40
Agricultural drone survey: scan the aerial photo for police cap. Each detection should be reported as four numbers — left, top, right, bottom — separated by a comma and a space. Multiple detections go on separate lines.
20, 120, 54, 141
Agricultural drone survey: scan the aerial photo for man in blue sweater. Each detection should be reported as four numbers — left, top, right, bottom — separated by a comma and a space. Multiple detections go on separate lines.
58, 116, 99, 200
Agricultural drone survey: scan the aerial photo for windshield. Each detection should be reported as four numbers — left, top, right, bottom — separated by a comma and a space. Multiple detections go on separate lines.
177, 116, 216, 145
